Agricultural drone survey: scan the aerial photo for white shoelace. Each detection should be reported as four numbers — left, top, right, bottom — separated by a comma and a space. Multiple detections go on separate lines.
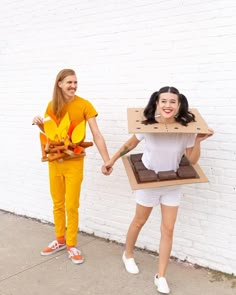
68, 247, 81, 257
48, 240, 60, 249
48, 240, 65, 249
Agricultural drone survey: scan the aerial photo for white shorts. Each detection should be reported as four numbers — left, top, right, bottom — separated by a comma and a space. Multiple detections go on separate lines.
135, 185, 182, 207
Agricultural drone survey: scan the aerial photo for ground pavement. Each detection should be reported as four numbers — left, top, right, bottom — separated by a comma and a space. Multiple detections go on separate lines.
0, 210, 235, 295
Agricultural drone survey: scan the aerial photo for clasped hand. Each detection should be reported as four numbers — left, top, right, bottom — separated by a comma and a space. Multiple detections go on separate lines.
101, 160, 114, 175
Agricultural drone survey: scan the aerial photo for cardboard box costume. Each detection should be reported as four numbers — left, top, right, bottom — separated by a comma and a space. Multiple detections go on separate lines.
123, 108, 209, 190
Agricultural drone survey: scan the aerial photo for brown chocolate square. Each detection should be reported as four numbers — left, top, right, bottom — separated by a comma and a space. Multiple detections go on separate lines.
158, 170, 177, 180
179, 155, 190, 166
130, 153, 143, 163
137, 170, 157, 182
177, 166, 196, 178
133, 161, 147, 171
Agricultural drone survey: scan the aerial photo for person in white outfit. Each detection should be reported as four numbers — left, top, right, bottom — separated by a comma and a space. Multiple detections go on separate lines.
102, 86, 214, 294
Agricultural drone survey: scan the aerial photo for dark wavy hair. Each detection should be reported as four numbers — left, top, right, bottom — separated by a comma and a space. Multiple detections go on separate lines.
142, 86, 195, 126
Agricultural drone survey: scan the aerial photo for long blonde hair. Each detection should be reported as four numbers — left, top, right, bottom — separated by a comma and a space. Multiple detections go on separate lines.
52, 69, 76, 118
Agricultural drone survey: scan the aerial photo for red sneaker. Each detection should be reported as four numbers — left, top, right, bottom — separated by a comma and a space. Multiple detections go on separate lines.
41, 240, 66, 256
67, 247, 84, 264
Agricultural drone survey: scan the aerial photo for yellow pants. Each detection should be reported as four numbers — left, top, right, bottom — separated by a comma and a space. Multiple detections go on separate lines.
48, 158, 84, 247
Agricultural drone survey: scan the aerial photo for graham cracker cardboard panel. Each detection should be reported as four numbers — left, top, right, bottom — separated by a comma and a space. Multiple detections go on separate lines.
127, 108, 210, 134
122, 155, 208, 190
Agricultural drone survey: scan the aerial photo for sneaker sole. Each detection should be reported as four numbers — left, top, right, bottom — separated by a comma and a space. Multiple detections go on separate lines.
70, 258, 84, 264
40, 245, 67, 256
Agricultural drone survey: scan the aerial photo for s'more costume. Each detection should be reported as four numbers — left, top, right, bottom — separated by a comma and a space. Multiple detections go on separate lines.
123, 108, 210, 192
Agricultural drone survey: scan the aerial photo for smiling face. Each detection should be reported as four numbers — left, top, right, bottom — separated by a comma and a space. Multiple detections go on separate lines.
58, 74, 77, 101
157, 92, 180, 123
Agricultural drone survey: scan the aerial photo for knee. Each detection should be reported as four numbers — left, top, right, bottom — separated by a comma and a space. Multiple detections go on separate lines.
132, 218, 147, 230
161, 224, 175, 239
53, 200, 65, 210
66, 203, 79, 215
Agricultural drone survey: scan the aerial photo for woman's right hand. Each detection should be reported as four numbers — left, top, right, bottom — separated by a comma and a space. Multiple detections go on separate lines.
101, 164, 113, 175
32, 115, 44, 125
101, 159, 114, 175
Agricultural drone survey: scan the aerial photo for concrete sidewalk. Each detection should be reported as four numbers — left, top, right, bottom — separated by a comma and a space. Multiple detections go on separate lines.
0, 210, 235, 295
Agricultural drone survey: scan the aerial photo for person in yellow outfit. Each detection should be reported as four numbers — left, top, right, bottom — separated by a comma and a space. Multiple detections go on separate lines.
33, 69, 112, 264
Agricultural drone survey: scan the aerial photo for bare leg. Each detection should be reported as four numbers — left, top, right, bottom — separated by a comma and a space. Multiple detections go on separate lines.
158, 204, 179, 277
125, 204, 153, 258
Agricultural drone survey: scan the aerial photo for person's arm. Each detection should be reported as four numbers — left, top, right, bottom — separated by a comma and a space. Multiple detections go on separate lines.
32, 115, 45, 132
185, 128, 214, 164
88, 116, 111, 162
105, 134, 140, 169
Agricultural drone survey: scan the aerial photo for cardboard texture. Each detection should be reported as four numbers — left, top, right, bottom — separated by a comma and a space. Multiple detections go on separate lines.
127, 108, 210, 134
122, 155, 208, 190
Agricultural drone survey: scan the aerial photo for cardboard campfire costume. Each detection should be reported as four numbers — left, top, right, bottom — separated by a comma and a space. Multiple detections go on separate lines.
122, 108, 210, 190
39, 112, 93, 162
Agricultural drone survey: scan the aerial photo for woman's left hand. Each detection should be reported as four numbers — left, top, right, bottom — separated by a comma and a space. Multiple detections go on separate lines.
196, 128, 214, 142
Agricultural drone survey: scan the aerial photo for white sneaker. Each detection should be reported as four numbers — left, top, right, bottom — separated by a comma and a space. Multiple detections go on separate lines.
122, 252, 139, 274
154, 275, 170, 294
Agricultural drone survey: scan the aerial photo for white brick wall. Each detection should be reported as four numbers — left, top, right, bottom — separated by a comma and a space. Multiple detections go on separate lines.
0, 0, 235, 274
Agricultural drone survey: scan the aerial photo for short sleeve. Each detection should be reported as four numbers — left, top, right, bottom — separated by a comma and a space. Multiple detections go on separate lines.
186, 133, 197, 148
44, 102, 51, 117
135, 133, 144, 141
84, 100, 98, 120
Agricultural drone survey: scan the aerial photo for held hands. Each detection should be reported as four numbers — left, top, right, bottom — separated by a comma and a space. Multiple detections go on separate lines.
101, 159, 114, 176
101, 165, 113, 175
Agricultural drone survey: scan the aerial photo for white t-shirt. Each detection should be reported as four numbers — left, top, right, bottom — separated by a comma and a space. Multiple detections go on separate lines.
135, 133, 196, 173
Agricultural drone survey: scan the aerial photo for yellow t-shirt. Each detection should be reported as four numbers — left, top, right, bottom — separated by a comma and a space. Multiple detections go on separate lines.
45, 95, 98, 123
